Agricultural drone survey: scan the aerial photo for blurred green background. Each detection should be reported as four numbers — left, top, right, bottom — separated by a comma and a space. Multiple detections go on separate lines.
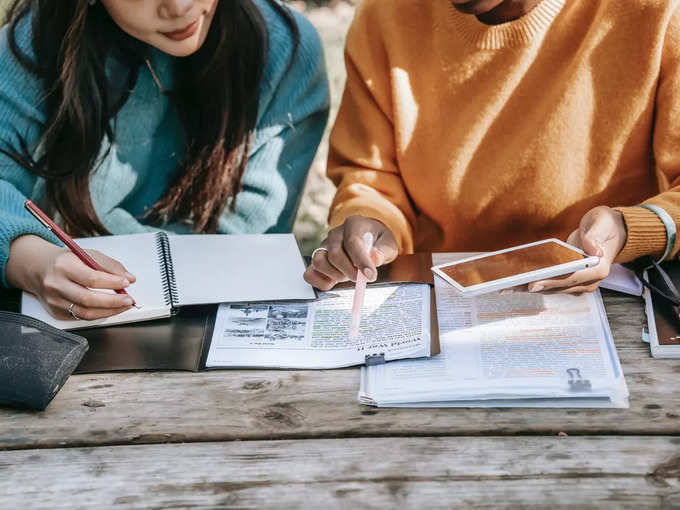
0, 0, 357, 254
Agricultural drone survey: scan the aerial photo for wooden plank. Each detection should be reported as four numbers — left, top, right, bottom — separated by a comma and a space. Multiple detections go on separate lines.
1, 352, 679, 450
1, 437, 679, 508
2, 292, 673, 450
601, 292, 648, 350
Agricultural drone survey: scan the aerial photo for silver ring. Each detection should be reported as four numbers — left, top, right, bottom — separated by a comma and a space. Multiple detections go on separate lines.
68, 303, 81, 321
311, 247, 328, 261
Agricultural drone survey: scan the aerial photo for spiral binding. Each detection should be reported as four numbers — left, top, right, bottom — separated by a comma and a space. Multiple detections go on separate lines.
155, 232, 180, 313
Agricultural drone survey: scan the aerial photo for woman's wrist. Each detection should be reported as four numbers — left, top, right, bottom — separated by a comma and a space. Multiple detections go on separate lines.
6, 235, 61, 293
613, 206, 669, 263
637, 204, 676, 262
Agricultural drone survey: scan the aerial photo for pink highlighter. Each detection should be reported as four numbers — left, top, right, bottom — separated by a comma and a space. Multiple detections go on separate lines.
349, 232, 374, 341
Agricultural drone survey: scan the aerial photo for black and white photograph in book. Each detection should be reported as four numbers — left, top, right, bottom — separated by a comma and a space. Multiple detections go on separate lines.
224, 305, 269, 338
265, 305, 309, 341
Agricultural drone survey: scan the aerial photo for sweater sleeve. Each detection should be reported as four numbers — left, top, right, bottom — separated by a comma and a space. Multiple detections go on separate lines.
216, 5, 329, 234
615, 6, 680, 262
326, 1, 416, 253
0, 19, 61, 288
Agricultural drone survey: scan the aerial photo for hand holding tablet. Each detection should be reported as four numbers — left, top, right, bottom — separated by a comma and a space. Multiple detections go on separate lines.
431, 239, 600, 296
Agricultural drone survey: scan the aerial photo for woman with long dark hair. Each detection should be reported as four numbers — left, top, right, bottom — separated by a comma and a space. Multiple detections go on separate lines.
0, 0, 329, 320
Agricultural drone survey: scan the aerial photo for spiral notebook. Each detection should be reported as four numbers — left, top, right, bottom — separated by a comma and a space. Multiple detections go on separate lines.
21, 232, 316, 330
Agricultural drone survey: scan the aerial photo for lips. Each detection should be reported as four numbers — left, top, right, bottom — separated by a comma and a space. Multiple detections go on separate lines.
450, 0, 504, 13
161, 19, 200, 41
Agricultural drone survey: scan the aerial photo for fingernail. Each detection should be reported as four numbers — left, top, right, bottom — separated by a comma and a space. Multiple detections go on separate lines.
126, 273, 136, 281
122, 279, 130, 287
363, 267, 377, 281
530, 284, 543, 293
123, 297, 133, 306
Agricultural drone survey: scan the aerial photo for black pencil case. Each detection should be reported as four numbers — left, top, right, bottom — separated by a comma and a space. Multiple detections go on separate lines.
0, 311, 88, 410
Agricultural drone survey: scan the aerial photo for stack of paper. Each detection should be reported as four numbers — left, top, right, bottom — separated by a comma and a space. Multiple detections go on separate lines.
359, 255, 629, 408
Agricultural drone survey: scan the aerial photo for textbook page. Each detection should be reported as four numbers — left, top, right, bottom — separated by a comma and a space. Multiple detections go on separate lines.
206, 283, 431, 369
360, 254, 628, 407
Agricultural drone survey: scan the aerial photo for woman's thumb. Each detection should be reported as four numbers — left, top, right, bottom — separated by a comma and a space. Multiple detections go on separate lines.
372, 231, 399, 267
580, 220, 608, 258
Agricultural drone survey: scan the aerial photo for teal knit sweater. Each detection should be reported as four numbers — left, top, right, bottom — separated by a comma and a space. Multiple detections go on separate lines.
0, 1, 329, 287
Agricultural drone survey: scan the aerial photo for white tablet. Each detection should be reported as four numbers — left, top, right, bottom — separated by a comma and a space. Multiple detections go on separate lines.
431, 239, 600, 296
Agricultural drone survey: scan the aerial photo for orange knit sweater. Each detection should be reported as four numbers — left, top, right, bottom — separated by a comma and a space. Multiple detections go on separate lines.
327, 0, 680, 262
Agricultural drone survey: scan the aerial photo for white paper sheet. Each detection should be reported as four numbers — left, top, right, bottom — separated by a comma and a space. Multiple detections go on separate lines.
600, 264, 643, 296
170, 234, 315, 305
206, 283, 432, 369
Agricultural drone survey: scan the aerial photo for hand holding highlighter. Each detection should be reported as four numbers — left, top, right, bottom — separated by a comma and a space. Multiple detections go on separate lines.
431, 239, 599, 296
349, 232, 374, 340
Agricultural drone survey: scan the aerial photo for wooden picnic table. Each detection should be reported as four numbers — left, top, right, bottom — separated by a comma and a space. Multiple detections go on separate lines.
1, 289, 679, 508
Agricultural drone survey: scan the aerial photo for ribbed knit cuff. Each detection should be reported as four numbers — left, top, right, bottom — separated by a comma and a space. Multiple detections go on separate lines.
614, 206, 668, 263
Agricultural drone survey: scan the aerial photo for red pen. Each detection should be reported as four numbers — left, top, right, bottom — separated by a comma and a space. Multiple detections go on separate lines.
24, 199, 136, 305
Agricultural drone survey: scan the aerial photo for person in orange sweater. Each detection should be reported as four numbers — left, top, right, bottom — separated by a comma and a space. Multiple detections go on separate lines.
304, 0, 680, 293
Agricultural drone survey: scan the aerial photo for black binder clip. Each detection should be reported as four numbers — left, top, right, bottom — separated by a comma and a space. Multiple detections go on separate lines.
567, 368, 591, 392
365, 353, 386, 366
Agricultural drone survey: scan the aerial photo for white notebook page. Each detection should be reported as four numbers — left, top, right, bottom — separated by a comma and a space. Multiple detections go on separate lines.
169, 234, 316, 305
21, 233, 170, 330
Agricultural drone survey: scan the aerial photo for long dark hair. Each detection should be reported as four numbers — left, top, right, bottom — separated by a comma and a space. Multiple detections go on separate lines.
1, 0, 298, 236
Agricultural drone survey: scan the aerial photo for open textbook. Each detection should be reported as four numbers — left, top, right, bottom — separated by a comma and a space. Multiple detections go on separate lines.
359, 254, 629, 408
206, 283, 439, 369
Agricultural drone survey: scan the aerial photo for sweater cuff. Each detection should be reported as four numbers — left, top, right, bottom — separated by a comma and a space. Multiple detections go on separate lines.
0, 223, 62, 289
329, 201, 414, 254
613, 206, 668, 263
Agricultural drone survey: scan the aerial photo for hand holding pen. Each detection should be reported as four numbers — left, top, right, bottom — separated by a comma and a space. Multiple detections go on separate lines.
304, 216, 399, 291
10, 200, 137, 321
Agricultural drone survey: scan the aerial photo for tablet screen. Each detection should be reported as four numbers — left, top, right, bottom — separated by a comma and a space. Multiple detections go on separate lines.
438, 242, 585, 288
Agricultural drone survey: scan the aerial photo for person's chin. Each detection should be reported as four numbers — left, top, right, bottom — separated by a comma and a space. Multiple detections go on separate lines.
452, 0, 505, 15
151, 33, 206, 57
151, 18, 212, 57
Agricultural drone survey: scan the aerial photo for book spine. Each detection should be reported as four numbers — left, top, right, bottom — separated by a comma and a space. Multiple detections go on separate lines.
155, 232, 180, 313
